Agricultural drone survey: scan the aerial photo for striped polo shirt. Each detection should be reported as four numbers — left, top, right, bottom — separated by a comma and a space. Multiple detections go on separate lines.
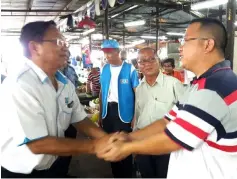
164, 60, 237, 179
87, 71, 100, 93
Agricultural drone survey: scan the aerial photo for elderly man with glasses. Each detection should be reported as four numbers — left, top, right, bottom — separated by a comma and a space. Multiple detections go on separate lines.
1, 21, 111, 178
133, 47, 184, 178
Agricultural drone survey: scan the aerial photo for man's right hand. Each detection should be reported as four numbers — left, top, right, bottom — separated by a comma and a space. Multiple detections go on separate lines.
108, 132, 132, 143
93, 132, 132, 154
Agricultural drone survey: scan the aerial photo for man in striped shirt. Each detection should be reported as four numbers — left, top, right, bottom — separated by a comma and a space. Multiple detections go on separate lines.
97, 18, 237, 179
86, 66, 100, 97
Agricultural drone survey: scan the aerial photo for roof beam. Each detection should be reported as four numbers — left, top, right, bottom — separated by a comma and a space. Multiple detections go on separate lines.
23, 0, 33, 25
1, 9, 75, 12
53, 0, 80, 22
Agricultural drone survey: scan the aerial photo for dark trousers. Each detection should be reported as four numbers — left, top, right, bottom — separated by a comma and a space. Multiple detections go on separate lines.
50, 124, 77, 177
2, 125, 77, 178
102, 102, 133, 178
136, 154, 170, 178
1, 166, 61, 178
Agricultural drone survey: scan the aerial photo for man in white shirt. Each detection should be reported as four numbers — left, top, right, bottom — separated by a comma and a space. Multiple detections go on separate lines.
134, 47, 184, 178
1, 20, 109, 178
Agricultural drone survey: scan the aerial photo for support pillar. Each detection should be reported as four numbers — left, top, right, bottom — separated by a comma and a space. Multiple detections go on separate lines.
226, 0, 236, 69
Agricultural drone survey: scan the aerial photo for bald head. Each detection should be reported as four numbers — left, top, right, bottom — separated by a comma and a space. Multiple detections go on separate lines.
190, 18, 227, 55
139, 47, 156, 55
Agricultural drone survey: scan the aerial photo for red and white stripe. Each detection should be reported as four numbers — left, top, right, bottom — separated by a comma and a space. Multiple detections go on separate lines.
166, 121, 205, 149
165, 105, 179, 121
177, 110, 214, 135
205, 131, 237, 153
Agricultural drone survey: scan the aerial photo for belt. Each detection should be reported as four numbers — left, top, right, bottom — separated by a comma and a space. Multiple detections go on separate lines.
108, 102, 118, 106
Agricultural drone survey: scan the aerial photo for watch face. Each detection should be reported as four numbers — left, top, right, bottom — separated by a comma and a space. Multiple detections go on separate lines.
102, 0, 108, 10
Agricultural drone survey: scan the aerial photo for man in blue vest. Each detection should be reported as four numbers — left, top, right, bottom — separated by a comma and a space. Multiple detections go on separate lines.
100, 39, 139, 178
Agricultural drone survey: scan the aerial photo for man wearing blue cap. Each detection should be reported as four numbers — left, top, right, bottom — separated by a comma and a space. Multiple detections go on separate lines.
100, 39, 139, 178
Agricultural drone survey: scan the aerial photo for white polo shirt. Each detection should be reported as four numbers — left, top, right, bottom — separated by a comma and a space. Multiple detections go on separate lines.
0, 60, 87, 174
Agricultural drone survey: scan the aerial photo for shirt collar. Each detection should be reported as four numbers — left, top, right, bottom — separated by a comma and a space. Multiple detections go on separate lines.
191, 60, 231, 84
26, 60, 68, 84
55, 71, 68, 84
141, 71, 164, 86
110, 61, 124, 67
26, 60, 48, 83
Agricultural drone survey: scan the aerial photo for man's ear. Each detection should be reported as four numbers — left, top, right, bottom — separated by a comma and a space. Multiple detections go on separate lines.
28, 41, 40, 57
204, 39, 215, 53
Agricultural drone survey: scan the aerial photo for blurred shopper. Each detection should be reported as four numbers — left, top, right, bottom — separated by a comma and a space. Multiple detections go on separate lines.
86, 65, 100, 97
120, 50, 127, 61
61, 59, 79, 88
162, 58, 184, 83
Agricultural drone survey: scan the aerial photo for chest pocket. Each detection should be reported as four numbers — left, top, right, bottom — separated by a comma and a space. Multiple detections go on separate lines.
58, 96, 73, 131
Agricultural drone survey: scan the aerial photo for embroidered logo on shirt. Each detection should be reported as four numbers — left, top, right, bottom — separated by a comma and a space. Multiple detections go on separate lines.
120, 79, 128, 84
65, 97, 69, 104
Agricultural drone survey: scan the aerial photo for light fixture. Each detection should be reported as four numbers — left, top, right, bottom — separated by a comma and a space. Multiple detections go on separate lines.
92, 33, 103, 40
190, 11, 205, 18
80, 38, 90, 45
141, 36, 167, 40
133, 39, 145, 45
122, 39, 145, 48
191, 0, 228, 10
166, 32, 184, 36
82, 28, 95, 36
235, 21, 237, 26
110, 5, 138, 19
111, 14, 120, 18
125, 5, 138, 11
124, 20, 145, 27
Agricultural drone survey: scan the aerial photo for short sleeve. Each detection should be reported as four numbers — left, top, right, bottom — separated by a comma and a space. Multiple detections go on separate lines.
87, 73, 92, 83
173, 79, 185, 103
165, 89, 228, 151
131, 66, 139, 88
2, 84, 48, 146
71, 90, 87, 124
164, 103, 179, 121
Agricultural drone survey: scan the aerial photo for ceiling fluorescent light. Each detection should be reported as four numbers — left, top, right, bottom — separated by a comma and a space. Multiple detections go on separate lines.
124, 20, 145, 27
141, 36, 167, 40
82, 28, 95, 36
111, 14, 120, 18
110, 5, 138, 19
190, 11, 205, 18
125, 5, 138, 12
92, 33, 103, 40
167, 32, 184, 36
191, 0, 228, 10
132, 39, 145, 45
235, 21, 237, 26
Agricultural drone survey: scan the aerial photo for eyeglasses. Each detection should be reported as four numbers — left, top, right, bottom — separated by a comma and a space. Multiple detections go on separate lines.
180, 37, 209, 46
42, 39, 69, 48
137, 57, 157, 64
163, 64, 172, 68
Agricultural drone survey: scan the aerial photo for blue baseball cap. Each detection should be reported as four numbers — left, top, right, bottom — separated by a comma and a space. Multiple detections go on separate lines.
101, 39, 120, 52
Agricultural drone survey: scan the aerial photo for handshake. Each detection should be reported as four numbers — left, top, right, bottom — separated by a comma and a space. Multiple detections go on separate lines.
93, 132, 133, 162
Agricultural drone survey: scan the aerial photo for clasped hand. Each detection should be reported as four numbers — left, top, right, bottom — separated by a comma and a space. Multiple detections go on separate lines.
94, 132, 131, 162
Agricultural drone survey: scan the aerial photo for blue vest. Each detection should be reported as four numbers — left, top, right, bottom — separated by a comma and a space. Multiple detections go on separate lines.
101, 62, 135, 123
